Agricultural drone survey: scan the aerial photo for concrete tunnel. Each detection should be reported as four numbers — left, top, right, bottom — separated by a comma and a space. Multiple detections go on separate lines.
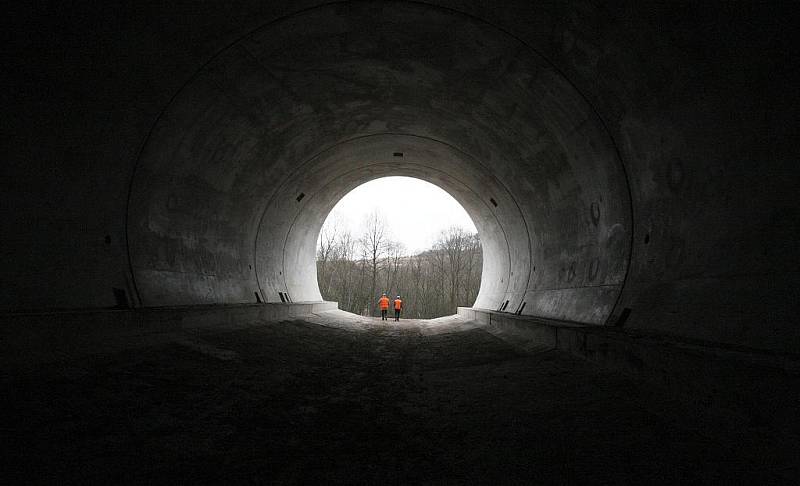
3, 1, 799, 483
126, 3, 632, 324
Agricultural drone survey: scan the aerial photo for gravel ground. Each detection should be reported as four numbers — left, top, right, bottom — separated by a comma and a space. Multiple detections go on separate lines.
2, 312, 786, 484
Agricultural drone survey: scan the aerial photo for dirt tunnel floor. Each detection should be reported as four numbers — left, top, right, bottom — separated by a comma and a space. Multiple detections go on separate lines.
2, 311, 787, 484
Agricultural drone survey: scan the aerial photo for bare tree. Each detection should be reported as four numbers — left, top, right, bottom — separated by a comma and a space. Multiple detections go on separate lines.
316, 219, 338, 296
360, 210, 389, 316
338, 230, 356, 310
445, 227, 469, 310
463, 233, 482, 304
383, 241, 405, 298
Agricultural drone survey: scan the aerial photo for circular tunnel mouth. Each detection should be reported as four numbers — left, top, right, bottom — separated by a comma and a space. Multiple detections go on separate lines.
255, 133, 529, 314
314, 175, 483, 319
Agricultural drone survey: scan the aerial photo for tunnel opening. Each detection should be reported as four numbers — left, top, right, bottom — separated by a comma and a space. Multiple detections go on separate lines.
125, 1, 632, 326
246, 133, 532, 315
315, 176, 482, 319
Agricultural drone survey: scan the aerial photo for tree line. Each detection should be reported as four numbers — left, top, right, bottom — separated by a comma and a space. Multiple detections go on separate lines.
317, 211, 482, 319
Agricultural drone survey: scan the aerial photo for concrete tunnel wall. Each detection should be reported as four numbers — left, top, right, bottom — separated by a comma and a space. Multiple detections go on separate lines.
128, 5, 629, 325
3, 2, 798, 353
253, 135, 528, 312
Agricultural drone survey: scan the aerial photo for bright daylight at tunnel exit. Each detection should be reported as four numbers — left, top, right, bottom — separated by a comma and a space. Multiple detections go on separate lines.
316, 176, 482, 319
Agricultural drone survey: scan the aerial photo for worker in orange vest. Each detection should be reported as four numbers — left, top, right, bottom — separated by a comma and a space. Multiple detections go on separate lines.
393, 295, 403, 321
378, 292, 390, 321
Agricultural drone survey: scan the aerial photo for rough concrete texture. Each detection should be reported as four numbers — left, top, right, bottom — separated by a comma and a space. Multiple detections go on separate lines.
3, 1, 798, 355
2, 310, 796, 484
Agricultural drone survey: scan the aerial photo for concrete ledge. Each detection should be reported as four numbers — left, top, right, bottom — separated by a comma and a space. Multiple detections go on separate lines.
459, 307, 800, 371
459, 306, 800, 477
1, 302, 338, 368
458, 306, 582, 351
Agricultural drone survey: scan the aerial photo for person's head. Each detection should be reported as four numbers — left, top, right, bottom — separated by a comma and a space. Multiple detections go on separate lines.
382, 292, 386, 296
396, 295, 400, 299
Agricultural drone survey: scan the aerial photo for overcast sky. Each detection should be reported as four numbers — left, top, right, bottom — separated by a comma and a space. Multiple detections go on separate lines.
319, 176, 477, 255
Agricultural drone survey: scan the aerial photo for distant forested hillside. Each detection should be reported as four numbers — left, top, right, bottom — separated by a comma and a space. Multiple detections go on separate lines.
317, 211, 481, 319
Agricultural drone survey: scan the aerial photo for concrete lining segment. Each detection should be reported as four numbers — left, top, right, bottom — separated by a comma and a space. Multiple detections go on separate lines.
127, 2, 630, 324
257, 134, 526, 310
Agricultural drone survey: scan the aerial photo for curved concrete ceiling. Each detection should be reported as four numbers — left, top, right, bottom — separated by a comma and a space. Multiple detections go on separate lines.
127, 3, 630, 324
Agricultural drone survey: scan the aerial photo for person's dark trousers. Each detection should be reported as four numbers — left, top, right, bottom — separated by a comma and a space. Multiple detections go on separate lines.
381, 309, 387, 320
394, 309, 400, 321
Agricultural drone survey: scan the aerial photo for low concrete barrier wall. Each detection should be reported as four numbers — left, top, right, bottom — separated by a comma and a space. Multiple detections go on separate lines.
1, 302, 338, 368
459, 306, 800, 372
459, 306, 800, 477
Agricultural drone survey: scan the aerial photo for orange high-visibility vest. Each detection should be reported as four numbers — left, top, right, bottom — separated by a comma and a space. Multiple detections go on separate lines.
394, 298, 402, 311
379, 296, 390, 310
